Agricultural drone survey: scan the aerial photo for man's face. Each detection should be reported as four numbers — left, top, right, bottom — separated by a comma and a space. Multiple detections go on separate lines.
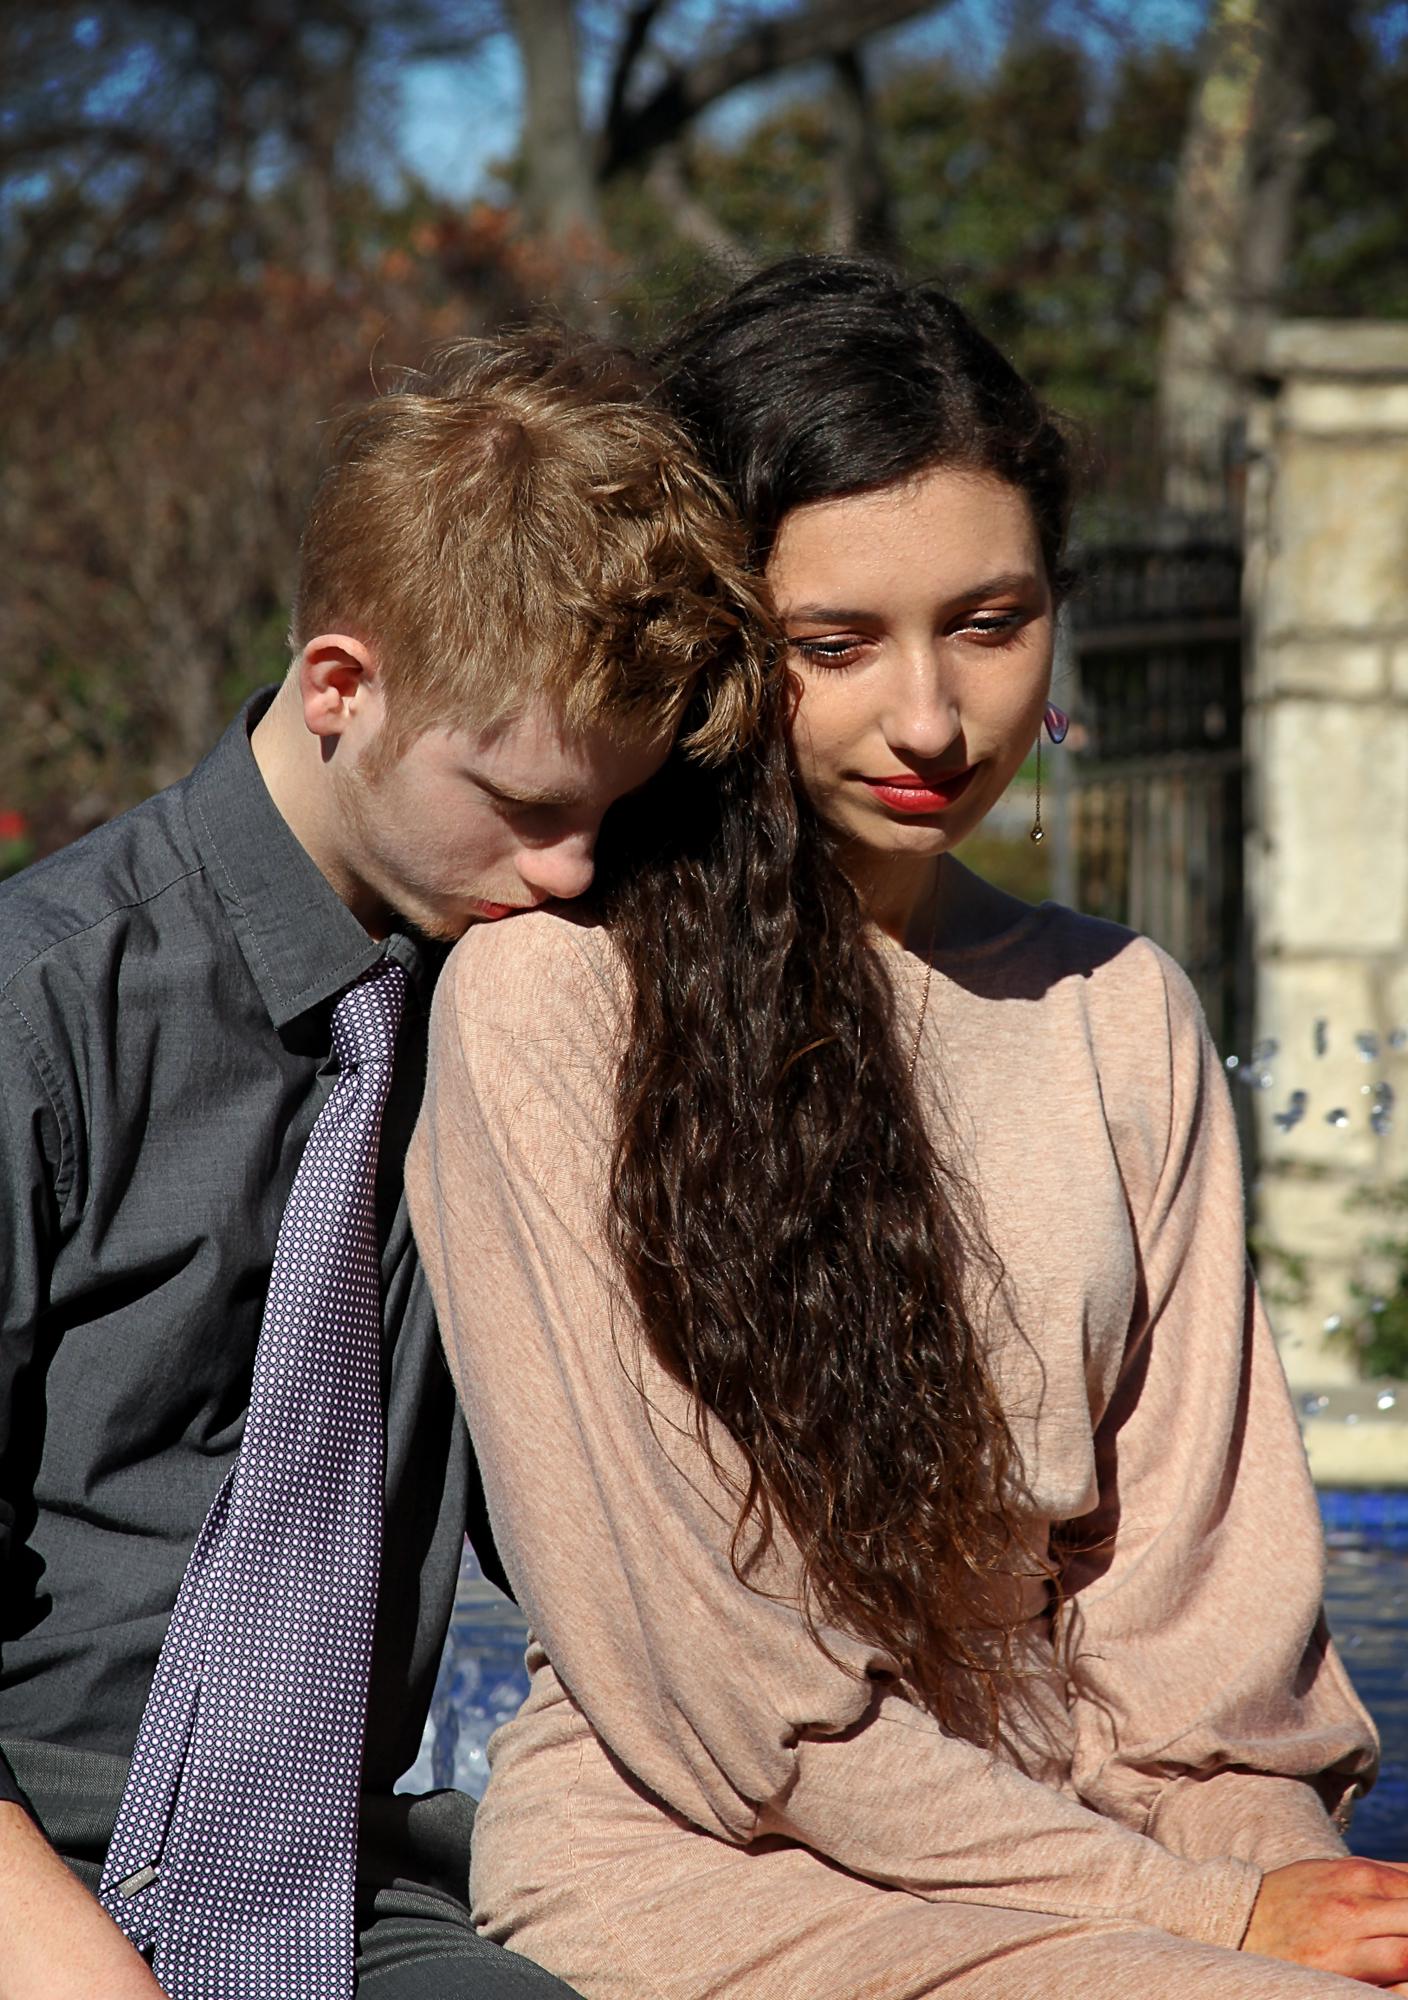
332, 691, 670, 941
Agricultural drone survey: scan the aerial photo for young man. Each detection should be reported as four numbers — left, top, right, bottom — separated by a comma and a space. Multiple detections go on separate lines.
0, 332, 767, 1999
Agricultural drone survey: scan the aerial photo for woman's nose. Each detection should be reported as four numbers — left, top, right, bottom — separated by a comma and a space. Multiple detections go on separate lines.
882, 658, 962, 761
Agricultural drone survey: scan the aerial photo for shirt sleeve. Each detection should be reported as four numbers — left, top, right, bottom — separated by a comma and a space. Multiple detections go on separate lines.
0, 992, 73, 1810
1058, 946, 1378, 1871
407, 919, 1277, 1953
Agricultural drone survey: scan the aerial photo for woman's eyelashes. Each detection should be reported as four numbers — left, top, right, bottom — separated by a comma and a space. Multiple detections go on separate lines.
791, 636, 866, 668
953, 610, 1034, 644
944, 608, 1048, 648
789, 609, 1034, 668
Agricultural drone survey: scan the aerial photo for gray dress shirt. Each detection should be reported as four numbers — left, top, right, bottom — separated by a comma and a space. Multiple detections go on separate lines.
0, 691, 502, 1904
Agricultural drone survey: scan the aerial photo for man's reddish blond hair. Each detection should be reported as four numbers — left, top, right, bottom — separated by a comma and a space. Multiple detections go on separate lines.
292, 331, 772, 764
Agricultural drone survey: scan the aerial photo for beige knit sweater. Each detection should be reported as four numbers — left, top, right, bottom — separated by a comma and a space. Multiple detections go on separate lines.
407, 898, 1379, 1999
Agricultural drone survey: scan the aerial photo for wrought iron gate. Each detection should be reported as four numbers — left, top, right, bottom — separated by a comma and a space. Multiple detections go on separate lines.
1064, 537, 1248, 1060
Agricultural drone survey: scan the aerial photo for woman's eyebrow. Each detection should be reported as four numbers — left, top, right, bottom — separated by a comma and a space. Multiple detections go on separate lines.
784, 605, 876, 625
784, 572, 1044, 624
959, 569, 1044, 598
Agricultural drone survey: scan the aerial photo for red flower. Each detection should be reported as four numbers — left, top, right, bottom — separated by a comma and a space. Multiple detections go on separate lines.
0, 810, 28, 841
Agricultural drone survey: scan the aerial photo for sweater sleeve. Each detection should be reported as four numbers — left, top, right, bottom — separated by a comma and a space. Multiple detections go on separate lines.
1058, 944, 1378, 1871
407, 916, 1278, 1952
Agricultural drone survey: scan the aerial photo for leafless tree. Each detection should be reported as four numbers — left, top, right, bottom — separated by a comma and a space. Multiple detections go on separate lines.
507, 0, 949, 275
0, 276, 465, 841
0, 0, 497, 351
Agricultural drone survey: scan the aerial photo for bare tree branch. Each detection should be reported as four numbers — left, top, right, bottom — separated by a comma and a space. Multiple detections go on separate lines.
824, 47, 894, 257
383, 27, 504, 60
606, 0, 668, 138
645, 145, 759, 275
0, 125, 179, 167
599, 0, 950, 180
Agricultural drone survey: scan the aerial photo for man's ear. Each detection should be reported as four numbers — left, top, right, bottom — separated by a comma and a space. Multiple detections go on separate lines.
297, 635, 380, 742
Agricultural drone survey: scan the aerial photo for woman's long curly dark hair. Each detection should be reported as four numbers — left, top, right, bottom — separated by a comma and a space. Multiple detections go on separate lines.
597, 258, 1076, 1743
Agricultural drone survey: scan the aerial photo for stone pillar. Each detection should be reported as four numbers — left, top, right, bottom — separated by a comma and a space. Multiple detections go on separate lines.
1244, 322, 1408, 1469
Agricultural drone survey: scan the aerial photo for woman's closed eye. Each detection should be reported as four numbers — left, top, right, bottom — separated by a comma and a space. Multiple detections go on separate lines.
790, 635, 868, 669
955, 610, 1034, 646
790, 609, 1035, 669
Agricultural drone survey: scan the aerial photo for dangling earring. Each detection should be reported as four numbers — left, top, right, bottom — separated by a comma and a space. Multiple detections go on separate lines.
1030, 704, 1070, 845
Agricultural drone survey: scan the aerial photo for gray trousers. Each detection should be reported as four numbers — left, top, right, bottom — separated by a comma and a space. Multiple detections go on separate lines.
357, 1895, 576, 1997
5, 1739, 581, 1998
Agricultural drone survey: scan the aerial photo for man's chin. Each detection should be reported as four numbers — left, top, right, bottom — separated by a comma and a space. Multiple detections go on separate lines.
384, 901, 471, 946
385, 889, 544, 944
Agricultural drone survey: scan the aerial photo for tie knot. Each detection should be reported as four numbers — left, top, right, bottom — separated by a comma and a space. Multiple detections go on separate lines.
332, 960, 407, 1071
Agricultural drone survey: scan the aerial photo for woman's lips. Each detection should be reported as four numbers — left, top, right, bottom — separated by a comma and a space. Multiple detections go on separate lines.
861, 768, 977, 815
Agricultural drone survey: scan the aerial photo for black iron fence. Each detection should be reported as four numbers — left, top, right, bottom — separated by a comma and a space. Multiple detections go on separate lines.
1064, 537, 1248, 1061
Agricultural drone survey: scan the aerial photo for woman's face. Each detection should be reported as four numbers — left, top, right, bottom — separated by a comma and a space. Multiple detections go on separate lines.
768, 464, 1055, 912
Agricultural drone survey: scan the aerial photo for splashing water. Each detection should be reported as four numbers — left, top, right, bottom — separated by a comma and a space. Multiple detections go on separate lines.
1273, 1090, 1309, 1133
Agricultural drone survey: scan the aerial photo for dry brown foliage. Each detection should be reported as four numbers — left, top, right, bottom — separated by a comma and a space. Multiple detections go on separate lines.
0, 273, 470, 848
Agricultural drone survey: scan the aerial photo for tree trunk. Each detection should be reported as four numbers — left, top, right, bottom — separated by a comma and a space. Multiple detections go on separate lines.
1158, 0, 1312, 517
510, 0, 604, 301
645, 147, 758, 276
825, 48, 894, 257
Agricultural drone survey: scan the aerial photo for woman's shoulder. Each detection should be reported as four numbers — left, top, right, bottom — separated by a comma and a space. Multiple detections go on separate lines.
439, 905, 628, 1057
939, 875, 1207, 1051
1033, 903, 1203, 1031
948, 901, 1222, 1208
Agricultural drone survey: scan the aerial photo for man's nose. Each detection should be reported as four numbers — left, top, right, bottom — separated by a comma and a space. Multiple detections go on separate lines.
517, 835, 596, 904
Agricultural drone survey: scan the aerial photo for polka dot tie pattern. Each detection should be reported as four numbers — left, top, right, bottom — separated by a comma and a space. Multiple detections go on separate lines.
100, 959, 408, 1998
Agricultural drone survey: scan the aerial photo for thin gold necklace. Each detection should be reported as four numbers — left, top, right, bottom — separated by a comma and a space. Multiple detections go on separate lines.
905, 867, 945, 1081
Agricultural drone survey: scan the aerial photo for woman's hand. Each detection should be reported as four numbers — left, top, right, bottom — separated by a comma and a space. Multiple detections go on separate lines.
1242, 1857, 1408, 1989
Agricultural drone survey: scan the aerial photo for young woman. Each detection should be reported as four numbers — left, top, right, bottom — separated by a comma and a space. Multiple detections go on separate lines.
406, 259, 1397, 1998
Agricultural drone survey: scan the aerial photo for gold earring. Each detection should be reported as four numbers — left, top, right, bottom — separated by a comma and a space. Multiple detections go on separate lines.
1030, 734, 1044, 844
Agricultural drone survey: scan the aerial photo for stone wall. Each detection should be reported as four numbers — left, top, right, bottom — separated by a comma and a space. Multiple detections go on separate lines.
1244, 322, 1408, 1449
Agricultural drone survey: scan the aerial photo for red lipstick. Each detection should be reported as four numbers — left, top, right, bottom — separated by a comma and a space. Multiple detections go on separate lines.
862, 769, 977, 815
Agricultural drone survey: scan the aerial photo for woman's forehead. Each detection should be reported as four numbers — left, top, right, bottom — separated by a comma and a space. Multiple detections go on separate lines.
767, 469, 1044, 605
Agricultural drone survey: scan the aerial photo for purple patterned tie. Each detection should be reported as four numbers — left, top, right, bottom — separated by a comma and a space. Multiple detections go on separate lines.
101, 960, 407, 1997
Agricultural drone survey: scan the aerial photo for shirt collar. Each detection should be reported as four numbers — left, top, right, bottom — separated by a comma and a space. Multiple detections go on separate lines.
185, 688, 440, 1031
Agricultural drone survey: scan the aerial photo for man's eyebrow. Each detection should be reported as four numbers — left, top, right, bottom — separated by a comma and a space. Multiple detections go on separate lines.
784, 572, 1044, 623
